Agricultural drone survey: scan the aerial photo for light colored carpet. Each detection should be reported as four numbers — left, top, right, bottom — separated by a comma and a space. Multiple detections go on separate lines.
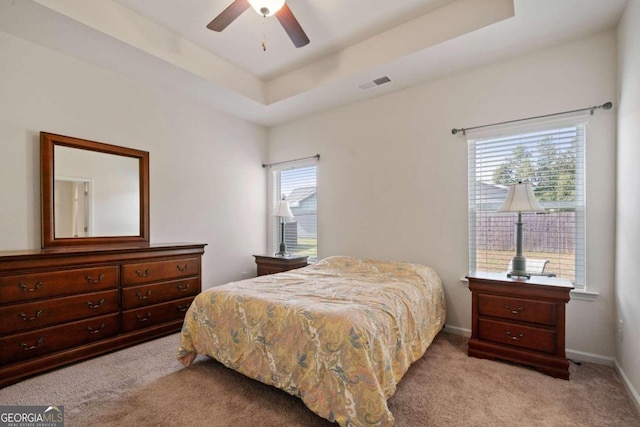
1, 332, 638, 426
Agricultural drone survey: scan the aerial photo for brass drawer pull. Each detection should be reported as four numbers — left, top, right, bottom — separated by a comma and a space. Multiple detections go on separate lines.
176, 283, 190, 292
135, 290, 152, 300
86, 299, 105, 309
18, 281, 43, 292
135, 268, 151, 277
504, 304, 524, 315
136, 312, 152, 322
176, 264, 189, 272
87, 323, 106, 334
20, 337, 44, 351
18, 310, 44, 321
177, 303, 190, 312
85, 274, 105, 284
505, 330, 524, 341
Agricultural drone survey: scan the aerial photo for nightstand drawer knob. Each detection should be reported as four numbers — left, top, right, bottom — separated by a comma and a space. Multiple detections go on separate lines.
505, 330, 525, 341
504, 304, 524, 315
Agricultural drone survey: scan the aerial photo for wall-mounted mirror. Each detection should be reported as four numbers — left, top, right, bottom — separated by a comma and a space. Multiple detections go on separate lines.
41, 132, 149, 248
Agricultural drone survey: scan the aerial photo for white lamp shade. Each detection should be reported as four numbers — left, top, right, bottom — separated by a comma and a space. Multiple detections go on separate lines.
497, 182, 546, 213
248, 0, 285, 16
274, 199, 294, 218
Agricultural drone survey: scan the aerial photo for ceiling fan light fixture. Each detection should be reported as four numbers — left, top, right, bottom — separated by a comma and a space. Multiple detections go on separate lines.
248, 0, 285, 17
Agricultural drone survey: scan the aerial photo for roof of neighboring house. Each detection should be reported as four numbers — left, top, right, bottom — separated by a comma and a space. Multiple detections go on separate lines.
286, 186, 317, 207
476, 181, 509, 204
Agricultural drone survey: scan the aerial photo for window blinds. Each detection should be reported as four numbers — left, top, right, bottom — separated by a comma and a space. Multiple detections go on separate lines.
271, 165, 317, 261
468, 123, 586, 288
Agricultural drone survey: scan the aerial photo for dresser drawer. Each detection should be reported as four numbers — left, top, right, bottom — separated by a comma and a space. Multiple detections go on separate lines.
0, 314, 119, 365
0, 290, 119, 335
478, 318, 557, 354
477, 293, 557, 326
0, 266, 118, 303
122, 277, 200, 309
122, 297, 194, 332
122, 257, 200, 285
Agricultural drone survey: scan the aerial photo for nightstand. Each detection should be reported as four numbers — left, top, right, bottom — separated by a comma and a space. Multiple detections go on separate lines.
467, 272, 574, 379
253, 255, 309, 276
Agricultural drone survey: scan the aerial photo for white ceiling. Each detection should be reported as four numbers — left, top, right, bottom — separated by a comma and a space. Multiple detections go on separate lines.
0, 0, 628, 127
113, 0, 457, 81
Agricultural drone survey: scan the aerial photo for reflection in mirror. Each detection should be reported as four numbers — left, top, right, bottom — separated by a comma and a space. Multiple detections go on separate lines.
54, 178, 91, 238
54, 146, 140, 238
41, 132, 149, 248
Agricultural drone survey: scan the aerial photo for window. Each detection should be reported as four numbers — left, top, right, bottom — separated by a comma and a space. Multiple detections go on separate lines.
468, 120, 585, 289
270, 164, 317, 261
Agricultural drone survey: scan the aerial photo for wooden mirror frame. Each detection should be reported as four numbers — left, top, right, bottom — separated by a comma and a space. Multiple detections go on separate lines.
40, 132, 150, 248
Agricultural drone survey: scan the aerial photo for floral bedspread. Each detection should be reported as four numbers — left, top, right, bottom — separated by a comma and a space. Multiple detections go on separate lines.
177, 256, 446, 426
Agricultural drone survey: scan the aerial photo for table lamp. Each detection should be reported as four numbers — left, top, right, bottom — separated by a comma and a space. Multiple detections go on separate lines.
274, 197, 294, 256
498, 181, 546, 279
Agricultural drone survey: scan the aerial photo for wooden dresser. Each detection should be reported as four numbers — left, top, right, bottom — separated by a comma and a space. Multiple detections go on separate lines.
0, 243, 205, 388
467, 272, 573, 379
253, 255, 308, 276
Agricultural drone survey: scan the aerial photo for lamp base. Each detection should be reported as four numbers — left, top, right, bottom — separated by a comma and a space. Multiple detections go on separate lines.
507, 255, 530, 279
276, 241, 289, 257
507, 271, 531, 279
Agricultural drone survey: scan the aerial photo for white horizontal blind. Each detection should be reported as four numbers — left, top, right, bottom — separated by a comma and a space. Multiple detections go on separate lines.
271, 165, 317, 261
468, 123, 586, 288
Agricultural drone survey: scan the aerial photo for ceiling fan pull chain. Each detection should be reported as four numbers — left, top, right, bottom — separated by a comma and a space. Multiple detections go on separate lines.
261, 16, 267, 51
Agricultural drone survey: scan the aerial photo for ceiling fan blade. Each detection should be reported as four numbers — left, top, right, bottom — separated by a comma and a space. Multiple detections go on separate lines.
207, 0, 250, 32
275, 3, 310, 48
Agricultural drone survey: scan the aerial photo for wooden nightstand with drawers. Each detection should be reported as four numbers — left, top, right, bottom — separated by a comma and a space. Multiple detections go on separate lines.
467, 272, 574, 379
253, 255, 308, 276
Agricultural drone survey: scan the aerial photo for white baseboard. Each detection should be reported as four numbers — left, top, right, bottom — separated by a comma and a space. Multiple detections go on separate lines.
565, 348, 615, 366
443, 324, 471, 337
614, 359, 640, 416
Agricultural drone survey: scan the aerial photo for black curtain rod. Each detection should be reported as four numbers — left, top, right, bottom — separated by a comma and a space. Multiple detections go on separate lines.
262, 154, 320, 168
451, 102, 613, 136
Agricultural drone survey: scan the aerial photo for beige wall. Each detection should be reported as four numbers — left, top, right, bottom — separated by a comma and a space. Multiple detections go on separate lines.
268, 30, 618, 359
616, 0, 640, 407
0, 31, 268, 288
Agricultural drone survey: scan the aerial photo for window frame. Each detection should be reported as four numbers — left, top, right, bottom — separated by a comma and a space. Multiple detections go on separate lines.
266, 159, 318, 261
467, 116, 587, 289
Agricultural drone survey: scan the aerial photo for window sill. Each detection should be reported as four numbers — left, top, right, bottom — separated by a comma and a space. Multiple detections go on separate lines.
460, 277, 598, 301
569, 290, 599, 301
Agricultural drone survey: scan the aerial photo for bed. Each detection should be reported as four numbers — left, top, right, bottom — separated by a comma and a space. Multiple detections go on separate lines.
177, 256, 446, 426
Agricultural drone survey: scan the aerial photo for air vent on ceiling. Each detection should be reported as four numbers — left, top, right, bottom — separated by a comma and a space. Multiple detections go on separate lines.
358, 76, 391, 90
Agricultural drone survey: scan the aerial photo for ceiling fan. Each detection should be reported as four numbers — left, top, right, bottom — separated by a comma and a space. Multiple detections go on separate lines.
207, 0, 310, 49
